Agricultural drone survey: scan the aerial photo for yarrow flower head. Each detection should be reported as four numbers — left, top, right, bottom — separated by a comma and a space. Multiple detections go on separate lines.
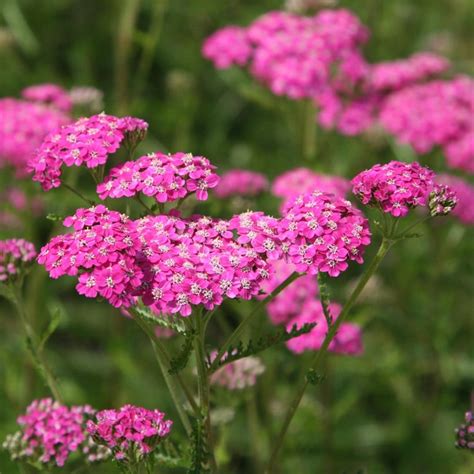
97, 152, 219, 203
214, 169, 269, 198
86, 405, 172, 463
351, 160, 457, 218
2, 398, 109, 467
455, 410, 474, 451
436, 175, 474, 225
0, 98, 70, 175
210, 353, 265, 390
28, 113, 148, 191
286, 300, 363, 355
279, 191, 371, 276
38, 205, 142, 308
21, 83, 72, 112
0, 239, 36, 283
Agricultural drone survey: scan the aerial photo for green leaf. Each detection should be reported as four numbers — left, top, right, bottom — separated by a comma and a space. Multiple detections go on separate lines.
46, 213, 65, 222
169, 330, 195, 375
317, 273, 333, 326
39, 307, 62, 351
133, 306, 187, 335
306, 368, 325, 386
187, 418, 211, 474
0, 283, 15, 302
154, 439, 189, 468
210, 322, 317, 372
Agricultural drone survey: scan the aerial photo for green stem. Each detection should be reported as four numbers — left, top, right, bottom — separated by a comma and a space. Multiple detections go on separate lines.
132, 315, 194, 435
265, 238, 392, 472
62, 182, 95, 206
10, 285, 63, 402
193, 311, 217, 472
135, 195, 153, 214
301, 100, 317, 162
211, 272, 301, 371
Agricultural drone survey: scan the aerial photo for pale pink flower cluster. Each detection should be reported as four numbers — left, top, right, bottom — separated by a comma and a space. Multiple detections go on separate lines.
203, 9, 368, 99
436, 175, 474, 225
21, 83, 72, 112
272, 167, 351, 210
28, 113, 148, 191
0, 98, 70, 175
87, 405, 172, 461
279, 191, 371, 276
455, 411, 474, 451
259, 259, 318, 325
286, 300, 363, 355
0, 239, 36, 282
214, 169, 269, 198
380, 76, 474, 173
352, 161, 443, 217
69, 86, 104, 112
210, 353, 265, 390
2, 398, 107, 467
97, 152, 219, 202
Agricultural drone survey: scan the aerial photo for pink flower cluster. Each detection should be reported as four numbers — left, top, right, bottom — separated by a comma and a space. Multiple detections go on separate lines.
97, 152, 219, 202
380, 76, 474, 173
203, 9, 369, 99
210, 353, 265, 390
279, 191, 371, 276
0, 239, 37, 282
2, 398, 107, 467
455, 410, 474, 451
214, 169, 268, 198
87, 405, 172, 461
28, 113, 148, 191
21, 83, 72, 112
352, 161, 442, 217
272, 167, 351, 210
436, 175, 474, 225
286, 300, 363, 355
0, 98, 70, 175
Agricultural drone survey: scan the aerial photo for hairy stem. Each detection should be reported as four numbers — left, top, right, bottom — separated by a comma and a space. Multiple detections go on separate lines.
265, 238, 392, 472
211, 272, 301, 371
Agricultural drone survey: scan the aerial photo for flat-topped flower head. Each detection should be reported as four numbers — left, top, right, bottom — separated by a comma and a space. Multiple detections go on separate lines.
214, 169, 268, 198
210, 352, 265, 390
28, 113, 148, 191
0, 98, 70, 175
455, 410, 474, 451
286, 300, 363, 355
352, 160, 457, 218
38, 206, 142, 308
279, 191, 371, 276
21, 83, 72, 112
0, 239, 36, 283
2, 398, 109, 467
436, 175, 474, 225
97, 151, 219, 203
87, 405, 172, 462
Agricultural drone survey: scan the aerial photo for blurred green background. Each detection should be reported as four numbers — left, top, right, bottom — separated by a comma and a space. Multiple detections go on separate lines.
0, 0, 473, 473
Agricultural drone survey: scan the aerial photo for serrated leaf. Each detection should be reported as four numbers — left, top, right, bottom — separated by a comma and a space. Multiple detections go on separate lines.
154, 439, 189, 468
169, 330, 195, 375
317, 273, 333, 326
46, 213, 65, 222
133, 306, 187, 334
306, 368, 325, 385
39, 307, 62, 351
187, 418, 211, 474
210, 322, 316, 372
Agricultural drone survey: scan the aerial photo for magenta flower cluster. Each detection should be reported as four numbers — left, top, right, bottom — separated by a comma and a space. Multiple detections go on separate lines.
203, 9, 368, 100
3, 398, 104, 467
279, 191, 371, 276
28, 113, 148, 191
0, 98, 70, 175
214, 169, 269, 198
87, 405, 172, 461
21, 83, 72, 112
352, 161, 442, 217
286, 300, 363, 356
210, 353, 266, 390
272, 167, 350, 210
97, 151, 219, 202
436, 174, 474, 225
0, 239, 37, 282
455, 411, 474, 451
380, 76, 474, 173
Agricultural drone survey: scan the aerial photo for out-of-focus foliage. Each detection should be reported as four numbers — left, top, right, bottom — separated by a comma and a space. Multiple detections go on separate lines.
0, 0, 473, 473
